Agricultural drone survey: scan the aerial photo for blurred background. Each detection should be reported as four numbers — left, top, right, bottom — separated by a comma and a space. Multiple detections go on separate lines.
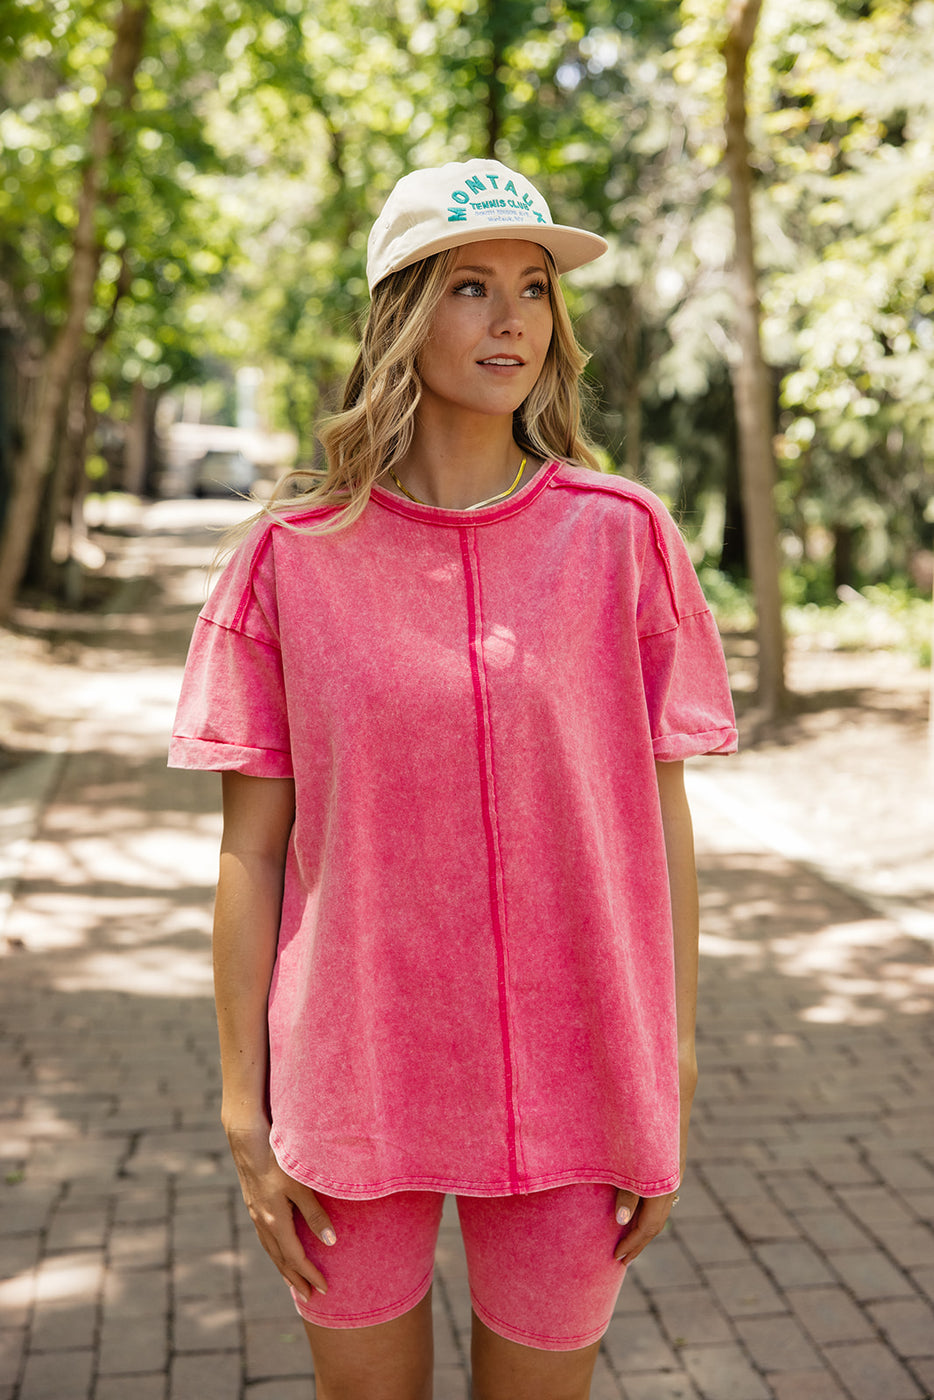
2, 10, 934, 1397
1, 0, 932, 722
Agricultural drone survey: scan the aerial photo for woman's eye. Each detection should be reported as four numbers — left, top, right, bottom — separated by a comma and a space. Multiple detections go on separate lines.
453, 280, 485, 297
523, 281, 548, 299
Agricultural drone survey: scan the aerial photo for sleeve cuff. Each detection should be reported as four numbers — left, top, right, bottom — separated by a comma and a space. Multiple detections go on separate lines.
651, 727, 739, 762
168, 735, 294, 778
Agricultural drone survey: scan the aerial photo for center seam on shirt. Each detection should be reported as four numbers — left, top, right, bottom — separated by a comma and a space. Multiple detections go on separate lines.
459, 525, 524, 1193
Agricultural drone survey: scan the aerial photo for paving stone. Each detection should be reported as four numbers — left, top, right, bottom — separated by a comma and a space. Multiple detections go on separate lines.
601, 1311, 680, 1374
172, 1249, 238, 1303
244, 1318, 314, 1381
107, 1222, 168, 1270
792, 1208, 873, 1252
734, 1314, 823, 1372
29, 1297, 98, 1352
703, 1262, 787, 1318
725, 1200, 801, 1243
0, 1328, 26, 1388
102, 1265, 168, 1319
911, 1264, 934, 1300
825, 1339, 924, 1400
628, 1235, 701, 1290
98, 1313, 168, 1375
173, 1296, 240, 1353
673, 1217, 751, 1265
908, 1357, 934, 1395
169, 1351, 242, 1400
766, 1370, 849, 1399
903, 1190, 934, 1223
698, 1163, 772, 1202
45, 1206, 110, 1254
19, 1347, 94, 1400
431, 1294, 463, 1369
111, 1185, 170, 1227
755, 1241, 835, 1288
171, 1207, 234, 1256
673, 1174, 723, 1221
865, 1155, 934, 1192
653, 1287, 734, 1346
0, 1231, 42, 1285
836, 1187, 916, 1227
619, 1374, 701, 1400
827, 1248, 917, 1301
785, 1284, 874, 1343
867, 1297, 934, 1357
0, 1189, 58, 1238
94, 1378, 166, 1400
245, 1383, 315, 1400
810, 1156, 879, 1186
880, 1225, 934, 1268
680, 1343, 770, 1399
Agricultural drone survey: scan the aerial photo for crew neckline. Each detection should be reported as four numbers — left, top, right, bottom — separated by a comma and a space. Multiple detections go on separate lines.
370, 459, 561, 527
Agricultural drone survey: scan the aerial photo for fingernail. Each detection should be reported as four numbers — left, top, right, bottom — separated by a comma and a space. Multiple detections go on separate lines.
616, 1207, 631, 1225
322, 1227, 337, 1246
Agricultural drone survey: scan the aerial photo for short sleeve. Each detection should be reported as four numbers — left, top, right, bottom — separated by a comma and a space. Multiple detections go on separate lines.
636, 502, 738, 761
168, 524, 293, 777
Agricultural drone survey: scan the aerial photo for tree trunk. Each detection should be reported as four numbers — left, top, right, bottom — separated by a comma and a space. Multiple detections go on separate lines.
620, 304, 642, 480
0, 0, 148, 620
484, 0, 506, 157
722, 0, 788, 717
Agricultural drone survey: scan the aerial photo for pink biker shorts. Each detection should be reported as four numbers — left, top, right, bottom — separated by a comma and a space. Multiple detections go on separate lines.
290, 1183, 628, 1351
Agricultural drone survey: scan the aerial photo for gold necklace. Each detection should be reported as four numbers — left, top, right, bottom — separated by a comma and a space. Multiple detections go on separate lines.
387, 457, 527, 511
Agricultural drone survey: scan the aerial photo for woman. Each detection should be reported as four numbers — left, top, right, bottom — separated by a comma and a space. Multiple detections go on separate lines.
170, 158, 737, 1400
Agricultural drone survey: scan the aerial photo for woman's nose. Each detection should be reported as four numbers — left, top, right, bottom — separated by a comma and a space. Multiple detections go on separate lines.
490, 296, 524, 335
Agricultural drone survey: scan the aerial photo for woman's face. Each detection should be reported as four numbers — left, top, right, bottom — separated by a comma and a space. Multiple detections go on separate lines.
416, 239, 554, 424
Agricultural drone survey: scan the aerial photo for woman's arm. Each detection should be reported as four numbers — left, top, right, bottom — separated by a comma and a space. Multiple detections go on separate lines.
215, 771, 336, 1299
614, 758, 699, 1263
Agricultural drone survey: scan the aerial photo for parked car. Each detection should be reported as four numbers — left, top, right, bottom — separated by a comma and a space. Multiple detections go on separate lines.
192, 450, 258, 498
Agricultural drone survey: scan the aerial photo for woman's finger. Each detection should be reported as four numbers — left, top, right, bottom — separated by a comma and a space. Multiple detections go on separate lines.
614, 1192, 675, 1263
251, 1197, 330, 1299
614, 1187, 640, 1225
291, 1184, 338, 1248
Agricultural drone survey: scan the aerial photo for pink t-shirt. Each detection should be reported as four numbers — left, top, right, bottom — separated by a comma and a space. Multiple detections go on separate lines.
170, 460, 737, 1200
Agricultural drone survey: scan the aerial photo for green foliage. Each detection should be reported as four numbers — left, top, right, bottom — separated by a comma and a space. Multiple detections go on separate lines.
697, 566, 756, 633
1, 0, 933, 609
787, 583, 933, 667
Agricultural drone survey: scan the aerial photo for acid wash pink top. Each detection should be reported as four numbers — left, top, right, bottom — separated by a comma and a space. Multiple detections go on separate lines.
169, 460, 737, 1201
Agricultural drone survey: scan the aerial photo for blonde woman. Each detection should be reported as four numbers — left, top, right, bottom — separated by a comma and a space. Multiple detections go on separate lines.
170, 159, 737, 1400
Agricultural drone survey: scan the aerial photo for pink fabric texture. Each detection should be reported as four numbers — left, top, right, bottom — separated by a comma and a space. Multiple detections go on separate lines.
169, 460, 737, 1200
291, 1185, 627, 1351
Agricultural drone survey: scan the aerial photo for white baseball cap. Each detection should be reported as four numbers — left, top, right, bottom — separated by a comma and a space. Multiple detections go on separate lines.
366, 158, 608, 292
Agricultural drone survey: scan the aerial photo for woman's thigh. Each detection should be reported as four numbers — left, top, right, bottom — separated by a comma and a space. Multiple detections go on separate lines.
290, 1189, 445, 1330
456, 1183, 626, 1353
291, 1184, 625, 1399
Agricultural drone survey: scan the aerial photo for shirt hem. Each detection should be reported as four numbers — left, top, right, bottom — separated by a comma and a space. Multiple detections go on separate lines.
270, 1135, 680, 1200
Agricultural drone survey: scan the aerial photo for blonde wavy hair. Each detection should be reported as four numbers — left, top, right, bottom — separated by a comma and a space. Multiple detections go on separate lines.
252, 244, 602, 536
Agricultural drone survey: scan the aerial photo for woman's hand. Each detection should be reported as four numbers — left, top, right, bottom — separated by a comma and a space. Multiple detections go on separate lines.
226, 1122, 336, 1302
613, 1186, 679, 1264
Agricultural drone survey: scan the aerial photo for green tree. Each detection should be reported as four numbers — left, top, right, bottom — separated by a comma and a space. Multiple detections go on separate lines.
0, 0, 149, 619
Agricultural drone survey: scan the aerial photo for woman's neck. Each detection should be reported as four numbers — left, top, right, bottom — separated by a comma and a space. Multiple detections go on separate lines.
389, 417, 533, 511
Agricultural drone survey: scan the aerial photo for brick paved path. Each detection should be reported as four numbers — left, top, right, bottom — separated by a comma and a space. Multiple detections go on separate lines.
1, 501, 932, 1400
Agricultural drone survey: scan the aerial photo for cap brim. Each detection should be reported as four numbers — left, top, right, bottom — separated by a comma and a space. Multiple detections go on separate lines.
370, 223, 608, 291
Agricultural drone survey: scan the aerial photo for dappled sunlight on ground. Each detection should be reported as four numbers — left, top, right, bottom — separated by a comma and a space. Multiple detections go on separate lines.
695, 849, 933, 1027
